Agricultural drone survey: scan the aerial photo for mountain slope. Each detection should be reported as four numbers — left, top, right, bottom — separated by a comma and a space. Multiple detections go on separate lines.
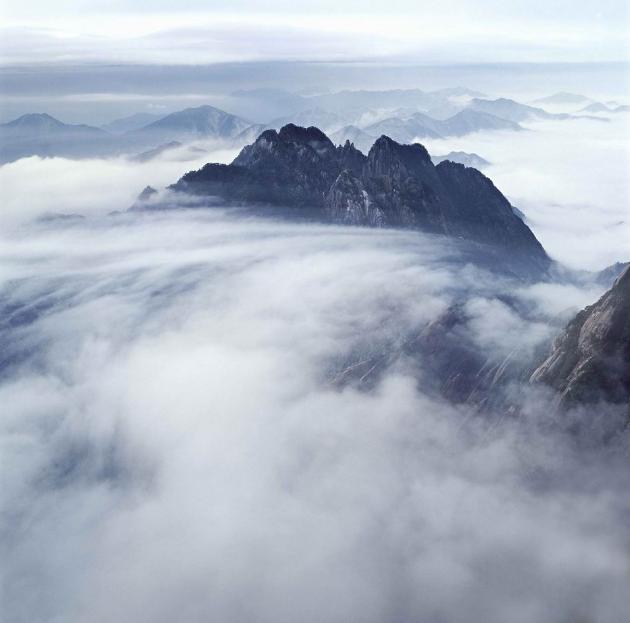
467, 98, 566, 122
530, 267, 630, 409
126, 105, 254, 149
364, 110, 519, 142
101, 112, 164, 133
170, 124, 549, 276
434, 109, 521, 135
0, 113, 116, 163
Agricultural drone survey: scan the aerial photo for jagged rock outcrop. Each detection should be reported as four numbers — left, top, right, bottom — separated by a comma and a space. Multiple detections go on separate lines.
530, 267, 630, 410
355, 136, 451, 233
171, 124, 550, 275
176, 125, 343, 208
325, 170, 384, 226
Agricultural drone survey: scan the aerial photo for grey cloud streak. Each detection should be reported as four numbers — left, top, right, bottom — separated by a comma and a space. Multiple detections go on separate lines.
1, 204, 629, 623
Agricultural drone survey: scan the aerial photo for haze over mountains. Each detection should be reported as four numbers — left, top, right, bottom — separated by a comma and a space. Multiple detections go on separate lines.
2, 87, 625, 164
2, 67, 629, 623
2, 0, 629, 615
0, 105, 252, 163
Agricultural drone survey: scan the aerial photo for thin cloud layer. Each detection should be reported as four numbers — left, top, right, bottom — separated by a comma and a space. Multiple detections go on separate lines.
0, 143, 240, 227
1, 1, 628, 65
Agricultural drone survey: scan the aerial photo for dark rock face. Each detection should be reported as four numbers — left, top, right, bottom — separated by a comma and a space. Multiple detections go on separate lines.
172, 124, 550, 275
176, 125, 342, 208
333, 304, 522, 408
434, 161, 546, 255
325, 170, 383, 226
356, 136, 450, 233
531, 267, 630, 410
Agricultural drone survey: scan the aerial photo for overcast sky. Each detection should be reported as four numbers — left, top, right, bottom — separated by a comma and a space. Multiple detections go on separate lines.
1, 0, 629, 65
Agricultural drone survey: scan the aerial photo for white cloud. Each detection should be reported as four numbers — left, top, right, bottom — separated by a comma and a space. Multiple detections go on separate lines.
1, 202, 628, 622
0, 143, 239, 228
1, 2, 628, 64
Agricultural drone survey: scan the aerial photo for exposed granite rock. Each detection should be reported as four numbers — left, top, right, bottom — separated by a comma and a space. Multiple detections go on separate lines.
358, 136, 451, 233
530, 267, 630, 410
325, 170, 385, 226
171, 124, 550, 276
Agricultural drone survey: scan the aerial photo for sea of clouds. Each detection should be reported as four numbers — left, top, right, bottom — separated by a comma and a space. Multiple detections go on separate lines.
1, 114, 629, 623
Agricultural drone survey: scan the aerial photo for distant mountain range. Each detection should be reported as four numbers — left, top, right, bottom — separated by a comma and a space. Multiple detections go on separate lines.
0, 103, 516, 164
101, 112, 165, 134
363, 109, 521, 143
0, 105, 256, 164
431, 152, 490, 168
0, 113, 116, 163
3, 86, 623, 165
126, 105, 253, 148
160, 124, 549, 278
330, 125, 376, 153
267, 108, 349, 133
579, 102, 630, 114
466, 97, 570, 122
532, 92, 593, 106
324, 109, 519, 150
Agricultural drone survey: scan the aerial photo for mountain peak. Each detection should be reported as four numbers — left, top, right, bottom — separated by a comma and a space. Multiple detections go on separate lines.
5, 112, 65, 128
132, 104, 252, 142
173, 124, 550, 277
531, 266, 630, 409
277, 124, 335, 151
233, 124, 336, 169
367, 135, 432, 171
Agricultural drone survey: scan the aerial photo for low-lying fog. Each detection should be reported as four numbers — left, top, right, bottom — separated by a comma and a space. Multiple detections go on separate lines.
1, 112, 629, 623
1, 207, 628, 623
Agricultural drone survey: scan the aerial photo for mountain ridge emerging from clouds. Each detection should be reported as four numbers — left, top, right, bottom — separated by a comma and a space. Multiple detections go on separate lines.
167, 123, 549, 277
531, 266, 630, 413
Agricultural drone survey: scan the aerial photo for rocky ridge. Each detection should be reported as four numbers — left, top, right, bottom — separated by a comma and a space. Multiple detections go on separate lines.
530, 266, 630, 411
172, 124, 550, 276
